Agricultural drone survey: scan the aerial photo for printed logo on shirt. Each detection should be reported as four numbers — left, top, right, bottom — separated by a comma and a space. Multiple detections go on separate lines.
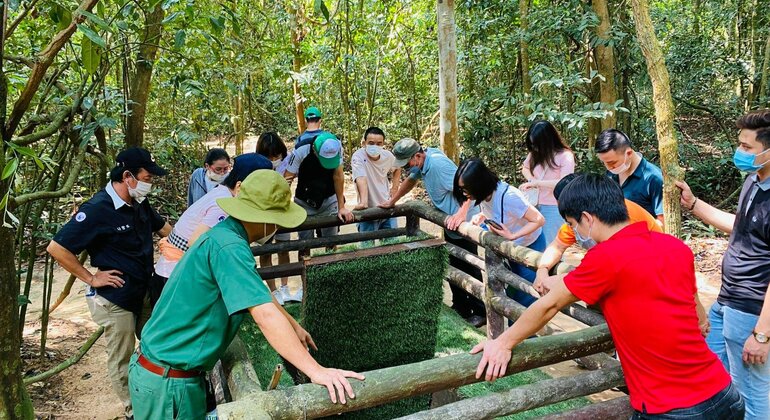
218, 215, 226, 222
75, 212, 87, 222
116, 224, 131, 231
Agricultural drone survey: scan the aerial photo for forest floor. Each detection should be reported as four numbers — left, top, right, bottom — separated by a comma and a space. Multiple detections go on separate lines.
22, 136, 732, 418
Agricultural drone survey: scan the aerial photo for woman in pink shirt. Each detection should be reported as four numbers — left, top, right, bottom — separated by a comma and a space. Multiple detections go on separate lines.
520, 121, 575, 243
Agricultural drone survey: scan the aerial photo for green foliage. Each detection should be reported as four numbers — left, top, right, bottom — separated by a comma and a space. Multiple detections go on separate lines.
303, 246, 447, 419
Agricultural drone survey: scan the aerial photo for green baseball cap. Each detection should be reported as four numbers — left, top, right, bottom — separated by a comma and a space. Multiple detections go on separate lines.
304, 106, 323, 119
313, 133, 342, 170
393, 138, 421, 167
217, 170, 307, 228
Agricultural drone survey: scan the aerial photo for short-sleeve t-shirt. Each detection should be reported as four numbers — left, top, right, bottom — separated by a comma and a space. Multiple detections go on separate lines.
563, 223, 730, 414
608, 154, 664, 217
140, 216, 273, 371
556, 199, 662, 247
53, 182, 165, 314
154, 185, 233, 277
351, 148, 397, 207
479, 181, 541, 247
523, 150, 575, 206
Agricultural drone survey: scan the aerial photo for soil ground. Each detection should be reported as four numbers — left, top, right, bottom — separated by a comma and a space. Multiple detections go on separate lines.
23, 135, 731, 418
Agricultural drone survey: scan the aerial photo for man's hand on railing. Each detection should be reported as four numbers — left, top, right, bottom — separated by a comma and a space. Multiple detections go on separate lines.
337, 207, 354, 223
378, 199, 396, 209
471, 338, 512, 382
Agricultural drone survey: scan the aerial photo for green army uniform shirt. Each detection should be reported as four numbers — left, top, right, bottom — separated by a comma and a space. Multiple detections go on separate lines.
139, 216, 273, 371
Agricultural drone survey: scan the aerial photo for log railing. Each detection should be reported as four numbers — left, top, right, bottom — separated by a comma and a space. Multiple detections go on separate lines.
222, 200, 623, 419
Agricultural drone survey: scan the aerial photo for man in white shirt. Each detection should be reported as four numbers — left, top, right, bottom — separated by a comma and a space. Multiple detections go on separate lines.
352, 127, 401, 232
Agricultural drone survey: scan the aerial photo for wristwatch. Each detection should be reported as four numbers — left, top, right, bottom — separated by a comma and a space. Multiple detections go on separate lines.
753, 331, 769, 344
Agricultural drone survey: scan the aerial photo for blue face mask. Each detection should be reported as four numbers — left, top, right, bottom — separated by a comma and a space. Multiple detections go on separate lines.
733, 148, 769, 172
572, 221, 597, 250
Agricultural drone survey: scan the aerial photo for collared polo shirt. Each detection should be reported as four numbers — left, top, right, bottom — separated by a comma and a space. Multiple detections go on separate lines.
564, 222, 730, 414
53, 182, 165, 314
719, 173, 770, 315
608, 154, 664, 217
408, 148, 477, 239
140, 216, 273, 371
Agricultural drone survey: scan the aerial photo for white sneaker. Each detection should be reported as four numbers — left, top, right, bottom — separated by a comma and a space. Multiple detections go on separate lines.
272, 289, 285, 305
286, 287, 303, 303
279, 285, 292, 303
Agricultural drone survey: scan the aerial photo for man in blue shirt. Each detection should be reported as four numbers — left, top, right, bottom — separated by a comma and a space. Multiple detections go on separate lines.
296, 106, 330, 148
595, 129, 664, 225
381, 138, 486, 326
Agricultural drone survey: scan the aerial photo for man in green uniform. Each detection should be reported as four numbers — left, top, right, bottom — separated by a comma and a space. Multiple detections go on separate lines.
129, 170, 365, 419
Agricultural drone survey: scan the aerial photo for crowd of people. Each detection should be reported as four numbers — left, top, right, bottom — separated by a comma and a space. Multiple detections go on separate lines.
44, 107, 769, 419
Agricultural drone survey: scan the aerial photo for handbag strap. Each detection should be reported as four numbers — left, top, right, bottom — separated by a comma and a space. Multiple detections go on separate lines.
500, 184, 509, 225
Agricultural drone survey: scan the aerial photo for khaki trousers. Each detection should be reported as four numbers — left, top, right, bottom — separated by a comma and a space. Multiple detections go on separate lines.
87, 294, 137, 417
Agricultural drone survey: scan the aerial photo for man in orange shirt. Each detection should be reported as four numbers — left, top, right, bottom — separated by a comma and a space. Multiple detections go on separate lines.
534, 173, 662, 294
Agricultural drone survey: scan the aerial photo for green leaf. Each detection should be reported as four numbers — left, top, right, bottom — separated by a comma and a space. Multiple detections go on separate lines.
79, 10, 110, 31
82, 37, 102, 75
17, 295, 31, 306
314, 0, 330, 22
174, 29, 186, 49
2, 158, 18, 180
49, 4, 73, 32
78, 24, 106, 49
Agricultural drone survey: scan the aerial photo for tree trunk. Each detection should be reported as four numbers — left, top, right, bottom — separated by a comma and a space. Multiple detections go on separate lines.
585, 50, 601, 150
0, 225, 35, 420
233, 88, 245, 155
125, 2, 165, 148
630, 0, 682, 237
759, 32, 770, 106
592, 0, 618, 130
289, 1, 306, 135
437, 0, 459, 163
519, 0, 531, 93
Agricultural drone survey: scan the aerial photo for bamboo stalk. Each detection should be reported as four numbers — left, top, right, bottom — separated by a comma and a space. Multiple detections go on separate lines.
24, 326, 104, 385
218, 324, 614, 419
397, 366, 625, 420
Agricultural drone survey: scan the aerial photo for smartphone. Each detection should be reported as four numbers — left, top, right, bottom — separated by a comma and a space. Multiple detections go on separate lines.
485, 220, 503, 230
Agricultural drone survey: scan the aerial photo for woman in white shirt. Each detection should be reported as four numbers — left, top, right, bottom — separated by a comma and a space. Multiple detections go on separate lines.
151, 153, 273, 305
453, 158, 545, 307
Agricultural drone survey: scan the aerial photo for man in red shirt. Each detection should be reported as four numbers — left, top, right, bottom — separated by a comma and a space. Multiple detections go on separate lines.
472, 174, 743, 419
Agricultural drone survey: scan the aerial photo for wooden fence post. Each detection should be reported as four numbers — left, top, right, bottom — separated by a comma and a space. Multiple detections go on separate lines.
483, 247, 505, 338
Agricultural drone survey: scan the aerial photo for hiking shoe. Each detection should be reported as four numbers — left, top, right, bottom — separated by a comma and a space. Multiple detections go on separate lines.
272, 289, 285, 305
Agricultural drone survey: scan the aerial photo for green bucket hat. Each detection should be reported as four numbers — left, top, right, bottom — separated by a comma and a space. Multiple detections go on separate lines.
304, 106, 323, 119
217, 170, 307, 228
313, 133, 342, 170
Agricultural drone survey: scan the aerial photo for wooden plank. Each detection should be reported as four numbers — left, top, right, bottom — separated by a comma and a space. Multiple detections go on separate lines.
305, 238, 446, 267
252, 228, 408, 256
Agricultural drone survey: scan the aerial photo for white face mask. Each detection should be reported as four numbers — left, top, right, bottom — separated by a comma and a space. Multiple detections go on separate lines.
128, 174, 152, 203
256, 223, 277, 245
609, 154, 630, 175
207, 169, 227, 183
365, 145, 382, 158
271, 159, 282, 170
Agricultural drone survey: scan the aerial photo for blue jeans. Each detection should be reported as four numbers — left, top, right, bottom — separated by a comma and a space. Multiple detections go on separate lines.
505, 233, 546, 308
706, 301, 770, 420
630, 382, 743, 419
357, 217, 397, 232
537, 204, 564, 245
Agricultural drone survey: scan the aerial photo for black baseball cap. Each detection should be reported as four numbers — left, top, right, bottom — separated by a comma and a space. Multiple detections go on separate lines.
115, 147, 167, 176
